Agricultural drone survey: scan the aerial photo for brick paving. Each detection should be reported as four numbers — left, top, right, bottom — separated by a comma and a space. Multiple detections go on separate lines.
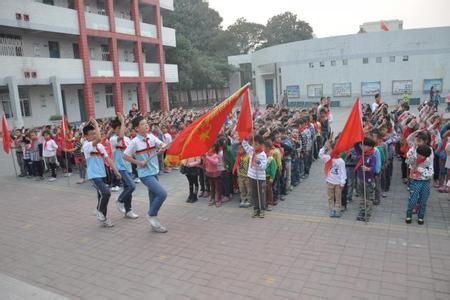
0, 108, 449, 299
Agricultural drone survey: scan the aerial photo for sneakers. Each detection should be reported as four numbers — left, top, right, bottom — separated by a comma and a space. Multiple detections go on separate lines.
252, 210, 259, 218
243, 200, 251, 208
96, 210, 106, 222
259, 210, 265, 218
111, 186, 121, 192
381, 193, 387, 198
221, 196, 230, 203
239, 201, 245, 208
202, 192, 210, 198
266, 205, 272, 211
208, 198, 214, 206
147, 216, 167, 233
329, 210, 335, 218
116, 201, 126, 214
102, 219, 114, 227
48, 177, 57, 182
418, 219, 424, 225
134, 178, 141, 183
63, 173, 72, 177
405, 217, 412, 224
198, 191, 205, 198
76, 179, 85, 184
125, 211, 139, 219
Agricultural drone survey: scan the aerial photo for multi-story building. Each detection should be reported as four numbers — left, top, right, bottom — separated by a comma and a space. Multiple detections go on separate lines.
0, 0, 178, 128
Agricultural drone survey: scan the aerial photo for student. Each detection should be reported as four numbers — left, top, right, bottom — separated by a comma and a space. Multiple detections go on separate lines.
83, 119, 121, 227
242, 135, 267, 218
110, 113, 138, 219
13, 129, 26, 177
29, 130, 44, 181
124, 116, 169, 233
180, 157, 201, 203
161, 125, 173, 173
71, 131, 86, 184
233, 145, 251, 208
319, 139, 347, 218
42, 130, 59, 182
203, 146, 222, 207
265, 140, 277, 212
405, 144, 434, 224
354, 137, 377, 222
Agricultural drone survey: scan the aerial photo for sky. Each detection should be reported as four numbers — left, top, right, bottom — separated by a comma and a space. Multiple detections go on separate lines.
207, 0, 450, 38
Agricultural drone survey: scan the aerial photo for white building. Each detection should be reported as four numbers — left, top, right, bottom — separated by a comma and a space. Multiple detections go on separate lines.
0, 0, 178, 129
229, 25, 450, 108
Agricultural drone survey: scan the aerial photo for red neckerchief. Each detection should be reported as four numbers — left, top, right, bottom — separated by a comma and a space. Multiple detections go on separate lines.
91, 144, 104, 157
354, 148, 376, 171
273, 142, 284, 157
136, 136, 155, 155
251, 146, 264, 167
416, 156, 426, 166
44, 137, 51, 150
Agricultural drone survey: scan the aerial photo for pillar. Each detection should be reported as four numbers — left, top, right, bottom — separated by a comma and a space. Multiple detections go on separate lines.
154, 2, 169, 111
109, 38, 123, 113
5, 77, 24, 128
50, 76, 64, 117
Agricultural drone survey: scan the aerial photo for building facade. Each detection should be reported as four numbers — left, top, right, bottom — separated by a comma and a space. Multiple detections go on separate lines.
0, 0, 178, 128
229, 26, 450, 108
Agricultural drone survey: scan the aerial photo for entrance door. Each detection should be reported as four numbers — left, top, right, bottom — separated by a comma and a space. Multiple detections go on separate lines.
265, 79, 274, 105
48, 41, 60, 58
77, 89, 87, 122
61, 90, 67, 116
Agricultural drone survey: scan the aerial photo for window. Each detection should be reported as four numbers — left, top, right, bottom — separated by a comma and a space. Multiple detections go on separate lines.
309, 62, 314, 68
105, 85, 114, 108
72, 43, 80, 59
97, 0, 106, 15
89, 47, 95, 60
101, 44, 110, 61
319, 61, 325, 67
402, 55, 409, 62
43, 0, 55, 5
363, 57, 369, 64
48, 41, 60, 58
19, 88, 31, 117
376, 57, 382, 63
342, 59, 348, 65
0, 94, 13, 118
67, 0, 75, 9
390, 56, 395, 63
0, 34, 23, 57
331, 60, 336, 66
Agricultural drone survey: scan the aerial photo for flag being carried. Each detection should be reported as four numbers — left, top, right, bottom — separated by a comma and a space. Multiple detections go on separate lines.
235, 89, 252, 141
2, 114, 11, 154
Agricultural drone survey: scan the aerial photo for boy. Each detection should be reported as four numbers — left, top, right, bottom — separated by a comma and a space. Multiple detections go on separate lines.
355, 137, 377, 222
13, 129, 26, 177
233, 145, 251, 208
110, 113, 138, 219
319, 140, 347, 217
83, 118, 121, 227
265, 140, 277, 211
42, 130, 58, 182
124, 116, 169, 233
242, 135, 267, 218
29, 130, 44, 181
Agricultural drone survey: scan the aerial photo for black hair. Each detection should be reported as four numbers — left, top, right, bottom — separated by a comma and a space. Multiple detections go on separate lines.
254, 134, 264, 145
416, 131, 430, 145
110, 118, 121, 130
416, 145, 431, 158
43, 130, 52, 137
374, 93, 380, 99
83, 124, 95, 136
132, 116, 145, 129
363, 137, 376, 148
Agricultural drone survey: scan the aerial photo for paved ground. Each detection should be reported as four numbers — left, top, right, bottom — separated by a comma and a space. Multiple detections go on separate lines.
0, 108, 449, 300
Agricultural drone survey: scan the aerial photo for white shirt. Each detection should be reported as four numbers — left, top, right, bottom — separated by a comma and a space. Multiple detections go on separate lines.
42, 139, 58, 157
163, 133, 172, 144
83, 141, 108, 179
371, 102, 380, 112
124, 133, 163, 178
319, 147, 347, 186
242, 140, 267, 180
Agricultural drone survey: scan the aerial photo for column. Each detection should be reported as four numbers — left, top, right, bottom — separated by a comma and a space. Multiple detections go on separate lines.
50, 76, 64, 117
5, 77, 24, 128
154, 3, 169, 111
109, 38, 123, 113
137, 81, 147, 112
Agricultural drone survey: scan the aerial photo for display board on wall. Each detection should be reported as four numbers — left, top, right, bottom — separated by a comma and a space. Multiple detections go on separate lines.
361, 81, 381, 96
392, 80, 413, 95
286, 85, 300, 98
423, 79, 443, 93
333, 83, 351, 97
307, 84, 323, 98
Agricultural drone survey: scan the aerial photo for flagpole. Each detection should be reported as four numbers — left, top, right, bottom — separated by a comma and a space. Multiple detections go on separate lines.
362, 145, 368, 224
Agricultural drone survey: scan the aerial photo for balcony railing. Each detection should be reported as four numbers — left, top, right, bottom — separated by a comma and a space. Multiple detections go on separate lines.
90, 60, 114, 77
160, 0, 174, 11
141, 22, 157, 39
144, 63, 160, 77
115, 18, 135, 35
165, 64, 178, 83
119, 62, 139, 77
162, 27, 176, 47
85, 12, 110, 31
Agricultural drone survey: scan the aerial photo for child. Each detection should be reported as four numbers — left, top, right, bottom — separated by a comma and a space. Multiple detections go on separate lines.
265, 140, 277, 212
319, 140, 347, 217
355, 137, 377, 222
29, 130, 44, 181
203, 146, 222, 207
42, 130, 58, 182
22, 136, 33, 178
72, 131, 86, 184
242, 135, 267, 218
233, 145, 251, 208
180, 157, 201, 203
405, 144, 434, 224
162, 125, 172, 173
83, 119, 121, 227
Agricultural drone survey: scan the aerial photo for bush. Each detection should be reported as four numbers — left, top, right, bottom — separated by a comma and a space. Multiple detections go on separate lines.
49, 115, 62, 121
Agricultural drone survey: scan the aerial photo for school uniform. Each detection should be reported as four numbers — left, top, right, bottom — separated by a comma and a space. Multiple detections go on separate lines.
242, 140, 267, 212
43, 138, 58, 178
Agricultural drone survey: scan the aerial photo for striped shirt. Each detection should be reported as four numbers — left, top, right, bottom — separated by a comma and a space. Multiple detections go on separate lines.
242, 140, 267, 181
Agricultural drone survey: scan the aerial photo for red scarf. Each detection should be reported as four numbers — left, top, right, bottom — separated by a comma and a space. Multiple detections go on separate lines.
44, 137, 51, 150
273, 142, 284, 157
354, 148, 375, 171
416, 156, 426, 166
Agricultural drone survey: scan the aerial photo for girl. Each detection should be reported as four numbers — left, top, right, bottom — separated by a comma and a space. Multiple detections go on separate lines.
181, 157, 201, 203
203, 145, 222, 207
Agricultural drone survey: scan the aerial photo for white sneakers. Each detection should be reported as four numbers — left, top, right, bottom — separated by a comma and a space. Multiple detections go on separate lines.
116, 201, 126, 214
125, 211, 139, 219
63, 173, 72, 177
96, 210, 106, 222
134, 178, 141, 183
48, 178, 56, 182
147, 216, 168, 233
111, 186, 121, 192
102, 219, 114, 227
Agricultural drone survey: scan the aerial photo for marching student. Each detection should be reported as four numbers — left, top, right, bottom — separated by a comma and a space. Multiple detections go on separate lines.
124, 116, 169, 233
29, 130, 44, 181
42, 130, 59, 182
83, 118, 122, 227
110, 113, 138, 219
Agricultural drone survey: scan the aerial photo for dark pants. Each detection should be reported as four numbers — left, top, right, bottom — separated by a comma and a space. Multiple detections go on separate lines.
221, 171, 231, 197
187, 174, 199, 196
401, 157, 408, 179
304, 150, 312, 175
199, 169, 210, 192
32, 160, 44, 177
92, 177, 111, 217
251, 178, 266, 211
208, 176, 221, 201
291, 157, 300, 186
24, 159, 33, 176
118, 170, 136, 212
16, 152, 25, 175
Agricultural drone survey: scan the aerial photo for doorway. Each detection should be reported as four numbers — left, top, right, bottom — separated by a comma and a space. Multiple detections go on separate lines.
265, 79, 274, 105
77, 89, 87, 122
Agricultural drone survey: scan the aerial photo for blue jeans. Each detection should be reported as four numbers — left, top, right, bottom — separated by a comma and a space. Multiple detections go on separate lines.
140, 175, 167, 217
92, 178, 111, 217
407, 180, 431, 219
118, 170, 136, 212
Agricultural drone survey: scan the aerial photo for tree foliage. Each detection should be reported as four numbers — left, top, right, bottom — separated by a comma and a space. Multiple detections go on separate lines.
227, 18, 265, 54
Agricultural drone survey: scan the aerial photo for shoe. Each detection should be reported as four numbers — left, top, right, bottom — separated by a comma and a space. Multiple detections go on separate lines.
243, 200, 251, 208
147, 216, 168, 233
134, 178, 141, 183
191, 194, 198, 203
64, 173, 72, 177
418, 219, 424, 225
215, 200, 221, 208
202, 192, 210, 198
76, 179, 85, 184
405, 217, 412, 224
27, 175, 32, 179
266, 205, 272, 211
111, 186, 120, 192
239, 201, 245, 208
39, 176, 45, 181
329, 210, 335, 218
252, 210, 259, 218
48, 177, 56, 182
221, 196, 230, 203
208, 198, 214, 206
125, 211, 139, 219
198, 191, 204, 198
96, 210, 106, 222
18, 174, 26, 178
335, 212, 341, 218
102, 219, 114, 227
259, 210, 265, 218
186, 194, 193, 203
116, 201, 125, 214
280, 196, 285, 201
382, 193, 387, 198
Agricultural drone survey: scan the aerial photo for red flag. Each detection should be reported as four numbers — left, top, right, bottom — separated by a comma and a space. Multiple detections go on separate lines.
236, 90, 252, 141
61, 115, 69, 148
324, 98, 364, 175
380, 21, 389, 32
2, 114, 11, 154
165, 84, 250, 166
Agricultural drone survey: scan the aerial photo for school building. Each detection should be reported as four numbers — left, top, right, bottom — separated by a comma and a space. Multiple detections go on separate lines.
0, 0, 178, 129
228, 21, 450, 108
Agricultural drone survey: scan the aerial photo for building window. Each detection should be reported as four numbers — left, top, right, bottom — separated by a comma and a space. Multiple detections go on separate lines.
0, 34, 23, 57
43, 0, 55, 5
19, 88, 31, 117
363, 57, 369, 64
48, 41, 60, 58
105, 85, 114, 108
402, 55, 409, 62
72, 43, 80, 59
67, 0, 75, 9
101, 44, 110, 61
0, 94, 13, 118
97, 0, 106, 15
320, 61, 325, 67
376, 57, 382, 63
390, 56, 395, 63
309, 62, 314, 68
342, 59, 348, 65
331, 60, 336, 66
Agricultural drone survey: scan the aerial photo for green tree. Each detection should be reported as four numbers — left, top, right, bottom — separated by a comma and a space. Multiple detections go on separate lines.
261, 12, 313, 48
227, 18, 266, 54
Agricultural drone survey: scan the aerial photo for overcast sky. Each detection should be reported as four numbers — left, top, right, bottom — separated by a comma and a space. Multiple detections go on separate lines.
207, 0, 450, 38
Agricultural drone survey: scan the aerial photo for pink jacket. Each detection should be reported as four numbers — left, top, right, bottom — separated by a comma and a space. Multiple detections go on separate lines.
204, 153, 221, 178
